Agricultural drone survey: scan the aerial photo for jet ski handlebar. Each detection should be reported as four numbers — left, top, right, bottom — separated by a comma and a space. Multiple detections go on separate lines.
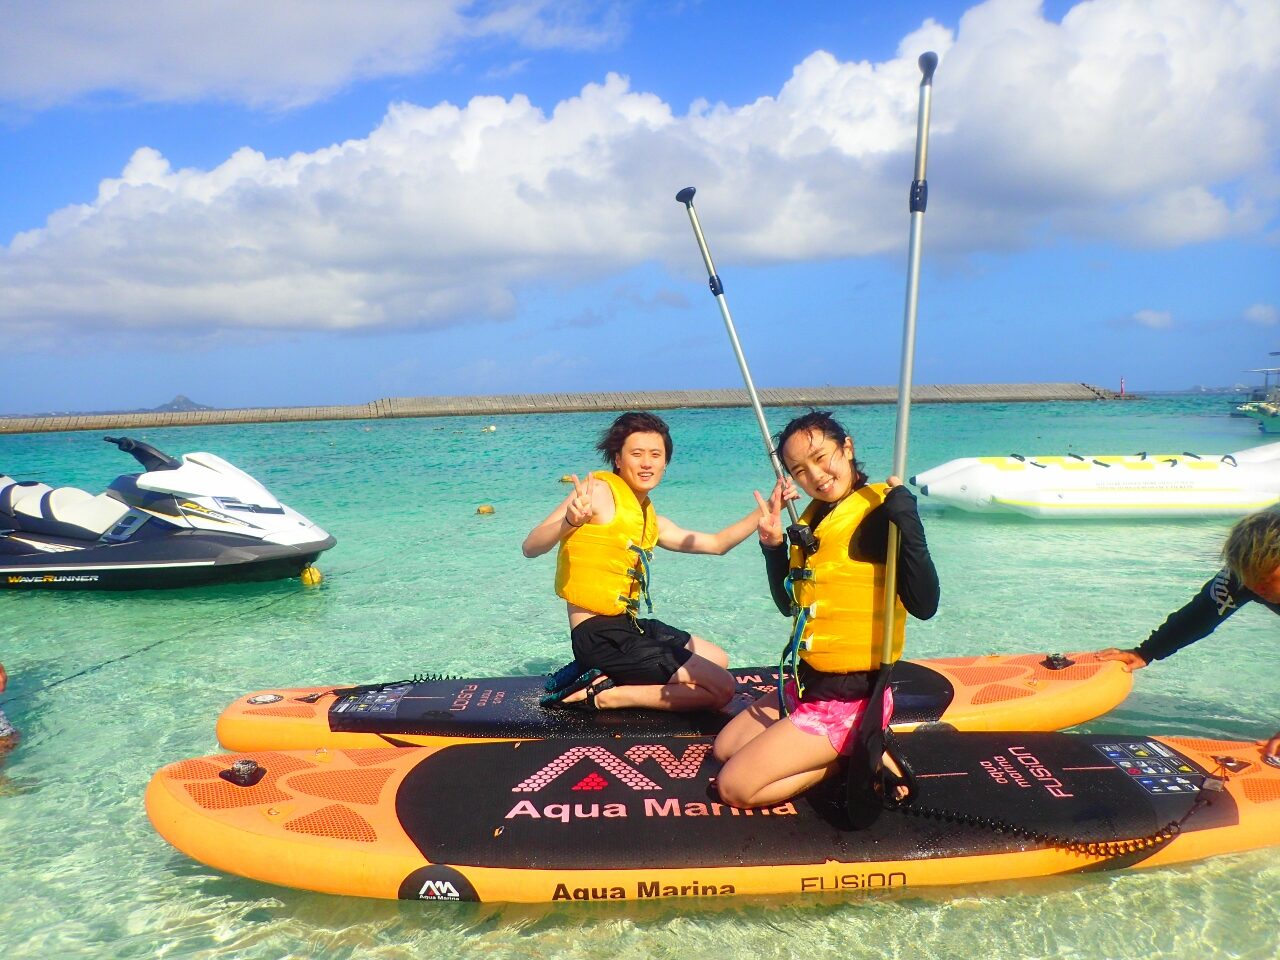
103, 436, 182, 472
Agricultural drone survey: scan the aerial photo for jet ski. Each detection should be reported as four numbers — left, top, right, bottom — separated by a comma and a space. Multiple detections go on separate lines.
0, 436, 335, 590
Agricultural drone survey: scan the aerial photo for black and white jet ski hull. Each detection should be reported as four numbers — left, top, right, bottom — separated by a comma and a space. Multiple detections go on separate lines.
0, 530, 336, 590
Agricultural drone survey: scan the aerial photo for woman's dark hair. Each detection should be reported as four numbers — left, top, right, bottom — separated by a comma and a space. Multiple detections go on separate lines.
597, 411, 674, 467
775, 410, 866, 487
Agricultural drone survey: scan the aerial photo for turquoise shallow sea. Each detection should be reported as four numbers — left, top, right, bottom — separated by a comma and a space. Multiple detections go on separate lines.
0, 394, 1276, 959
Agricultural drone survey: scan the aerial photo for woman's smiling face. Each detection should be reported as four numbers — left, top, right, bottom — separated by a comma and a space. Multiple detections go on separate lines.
781, 428, 856, 502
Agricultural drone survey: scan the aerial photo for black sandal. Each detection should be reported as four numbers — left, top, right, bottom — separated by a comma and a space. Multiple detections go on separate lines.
555, 676, 616, 711
538, 669, 601, 707
544, 659, 585, 693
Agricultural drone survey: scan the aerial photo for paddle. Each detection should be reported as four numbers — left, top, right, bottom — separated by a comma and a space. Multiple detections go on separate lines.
851, 51, 940, 824
675, 187, 818, 554
879, 51, 938, 670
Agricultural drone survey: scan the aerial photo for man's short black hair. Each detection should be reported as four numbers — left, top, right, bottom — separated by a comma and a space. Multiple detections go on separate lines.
597, 411, 674, 466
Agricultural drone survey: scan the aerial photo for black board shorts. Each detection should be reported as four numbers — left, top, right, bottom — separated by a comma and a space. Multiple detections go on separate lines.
570, 614, 694, 686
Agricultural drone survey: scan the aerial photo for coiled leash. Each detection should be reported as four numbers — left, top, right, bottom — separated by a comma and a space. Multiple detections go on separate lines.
876, 746, 1229, 858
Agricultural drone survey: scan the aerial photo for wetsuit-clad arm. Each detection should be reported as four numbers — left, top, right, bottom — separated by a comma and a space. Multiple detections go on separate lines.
762, 541, 791, 615
1132, 568, 1258, 663
756, 476, 803, 616
851, 486, 940, 620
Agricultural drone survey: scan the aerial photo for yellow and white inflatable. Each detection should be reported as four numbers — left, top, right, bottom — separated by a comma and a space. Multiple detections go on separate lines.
911, 441, 1280, 519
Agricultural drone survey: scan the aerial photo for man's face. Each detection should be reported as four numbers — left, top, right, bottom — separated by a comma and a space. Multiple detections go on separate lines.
1245, 564, 1280, 604
614, 431, 667, 495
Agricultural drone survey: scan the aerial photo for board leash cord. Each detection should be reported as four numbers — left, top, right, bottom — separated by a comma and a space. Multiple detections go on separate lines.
897, 769, 1228, 858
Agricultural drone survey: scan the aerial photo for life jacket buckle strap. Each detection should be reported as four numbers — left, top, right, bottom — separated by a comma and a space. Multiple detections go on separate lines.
627, 543, 654, 614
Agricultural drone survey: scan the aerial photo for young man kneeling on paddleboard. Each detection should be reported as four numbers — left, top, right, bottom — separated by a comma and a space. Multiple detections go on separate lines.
523, 411, 762, 712
1096, 508, 1280, 760
713, 411, 940, 808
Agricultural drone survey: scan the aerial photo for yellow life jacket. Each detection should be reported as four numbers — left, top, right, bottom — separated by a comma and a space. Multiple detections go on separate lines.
554, 470, 658, 616
788, 483, 906, 673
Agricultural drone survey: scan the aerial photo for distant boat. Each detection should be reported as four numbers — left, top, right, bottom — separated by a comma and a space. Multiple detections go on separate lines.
1236, 400, 1280, 434
1233, 365, 1280, 418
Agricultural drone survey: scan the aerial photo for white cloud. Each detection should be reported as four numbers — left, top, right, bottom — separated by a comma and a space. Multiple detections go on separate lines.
1, 0, 1277, 337
1131, 309, 1173, 329
1245, 303, 1278, 326
0, 0, 623, 109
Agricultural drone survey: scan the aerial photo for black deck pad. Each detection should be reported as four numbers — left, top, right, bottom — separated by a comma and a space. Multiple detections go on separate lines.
395, 732, 1236, 872
331, 662, 952, 740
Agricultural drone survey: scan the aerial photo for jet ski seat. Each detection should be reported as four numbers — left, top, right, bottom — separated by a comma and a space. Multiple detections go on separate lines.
0, 478, 50, 518
0, 476, 130, 540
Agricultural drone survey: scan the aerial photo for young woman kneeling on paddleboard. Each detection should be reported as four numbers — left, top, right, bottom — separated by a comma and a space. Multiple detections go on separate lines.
714, 411, 940, 808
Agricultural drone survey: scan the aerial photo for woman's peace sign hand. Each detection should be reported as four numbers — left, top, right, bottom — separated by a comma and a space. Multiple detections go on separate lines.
565, 473, 596, 528
754, 476, 797, 547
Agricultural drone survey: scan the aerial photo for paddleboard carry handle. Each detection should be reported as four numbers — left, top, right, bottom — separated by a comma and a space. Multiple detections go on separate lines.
220, 758, 266, 788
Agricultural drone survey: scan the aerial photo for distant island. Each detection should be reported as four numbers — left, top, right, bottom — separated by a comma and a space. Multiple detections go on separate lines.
0, 395, 215, 419
148, 395, 215, 413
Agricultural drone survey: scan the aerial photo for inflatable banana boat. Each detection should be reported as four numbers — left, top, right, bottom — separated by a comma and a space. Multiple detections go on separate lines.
216, 653, 1133, 752
146, 731, 1280, 903
911, 441, 1280, 518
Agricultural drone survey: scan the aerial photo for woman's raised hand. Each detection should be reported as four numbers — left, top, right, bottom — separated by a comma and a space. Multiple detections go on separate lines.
754, 477, 797, 547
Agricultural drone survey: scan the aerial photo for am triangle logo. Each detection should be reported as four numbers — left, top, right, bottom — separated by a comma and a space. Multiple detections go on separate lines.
511, 742, 712, 793
502, 741, 798, 824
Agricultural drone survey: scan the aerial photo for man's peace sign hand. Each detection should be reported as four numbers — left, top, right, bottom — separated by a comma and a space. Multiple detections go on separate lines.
565, 473, 596, 528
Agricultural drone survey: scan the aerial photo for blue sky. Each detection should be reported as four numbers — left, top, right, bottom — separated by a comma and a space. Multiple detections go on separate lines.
0, 0, 1276, 414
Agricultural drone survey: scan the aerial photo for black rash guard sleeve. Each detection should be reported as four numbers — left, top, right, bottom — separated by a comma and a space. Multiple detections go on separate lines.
852, 485, 941, 620
760, 486, 941, 621
762, 541, 792, 616
1134, 567, 1276, 663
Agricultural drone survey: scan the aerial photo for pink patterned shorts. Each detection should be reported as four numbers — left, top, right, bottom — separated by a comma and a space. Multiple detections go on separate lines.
782, 679, 895, 756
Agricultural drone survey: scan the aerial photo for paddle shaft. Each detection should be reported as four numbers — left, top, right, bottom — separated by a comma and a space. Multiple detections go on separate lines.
676, 187, 801, 527
880, 52, 938, 668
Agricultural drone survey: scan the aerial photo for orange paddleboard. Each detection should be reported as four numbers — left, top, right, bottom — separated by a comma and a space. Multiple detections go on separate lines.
217, 653, 1133, 752
148, 730, 1280, 903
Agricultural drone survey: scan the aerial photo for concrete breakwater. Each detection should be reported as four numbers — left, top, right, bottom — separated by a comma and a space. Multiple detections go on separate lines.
0, 383, 1119, 435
